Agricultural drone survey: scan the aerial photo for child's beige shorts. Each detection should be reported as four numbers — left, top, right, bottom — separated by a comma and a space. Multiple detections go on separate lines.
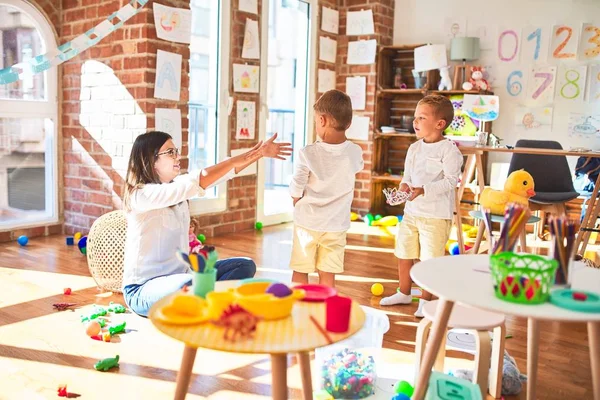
290, 225, 346, 274
394, 214, 452, 261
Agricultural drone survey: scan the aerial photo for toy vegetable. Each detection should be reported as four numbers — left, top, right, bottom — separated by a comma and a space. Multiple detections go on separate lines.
108, 321, 126, 335
94, 355, 119, 371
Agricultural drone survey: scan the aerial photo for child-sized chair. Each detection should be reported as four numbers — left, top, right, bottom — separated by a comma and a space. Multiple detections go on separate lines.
414, 300, 506, 399
469, 210, 541, 254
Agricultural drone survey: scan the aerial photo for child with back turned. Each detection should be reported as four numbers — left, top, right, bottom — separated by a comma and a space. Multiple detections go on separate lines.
289, 90, 364, 287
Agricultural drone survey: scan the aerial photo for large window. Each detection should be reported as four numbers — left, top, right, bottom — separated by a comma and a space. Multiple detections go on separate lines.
0, 1, 58, 229
188, 0, 230, 214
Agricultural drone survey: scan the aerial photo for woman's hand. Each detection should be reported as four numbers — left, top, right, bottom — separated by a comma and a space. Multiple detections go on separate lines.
259, 133, 292, 160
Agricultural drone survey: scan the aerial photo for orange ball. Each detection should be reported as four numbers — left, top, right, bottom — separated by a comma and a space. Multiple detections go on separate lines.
85, 321, 101, 337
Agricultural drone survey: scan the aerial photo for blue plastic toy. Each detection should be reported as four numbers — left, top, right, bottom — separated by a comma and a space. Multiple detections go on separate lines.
78, 236, 88, 255
17, 235, 28, 246
392, 394, 410, 400
66, 237, 74, 246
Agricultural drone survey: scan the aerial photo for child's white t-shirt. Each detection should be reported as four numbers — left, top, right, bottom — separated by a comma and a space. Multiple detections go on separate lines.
401, 138, 463, 220
289, 141, 364, 232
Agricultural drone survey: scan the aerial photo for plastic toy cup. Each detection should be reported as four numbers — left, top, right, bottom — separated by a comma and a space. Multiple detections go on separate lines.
325, 295, 352, 333
192, 269, 217, 298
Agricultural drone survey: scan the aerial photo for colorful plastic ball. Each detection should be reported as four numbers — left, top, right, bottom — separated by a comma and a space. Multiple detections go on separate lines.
450, 242, 460, 255
266, 283, 292, 298
78, 236, 88, 255
371, 283, 384, 296
85, 321, 101, 337
395, 380, 414, 397
17, 235, 29, 246
255, 222, 263, 231
392, 394, 411, 400
197, 234, 206, 243
374, 214, 382, 221
74, 232, 82, 242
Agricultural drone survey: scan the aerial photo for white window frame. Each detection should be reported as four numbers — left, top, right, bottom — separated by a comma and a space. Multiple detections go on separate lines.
0, 0, 59, 230
188, 0, 230, 215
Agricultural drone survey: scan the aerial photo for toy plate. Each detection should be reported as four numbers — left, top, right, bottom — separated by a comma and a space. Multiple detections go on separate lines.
294, 284, 337, 302
549, 289, 600, 313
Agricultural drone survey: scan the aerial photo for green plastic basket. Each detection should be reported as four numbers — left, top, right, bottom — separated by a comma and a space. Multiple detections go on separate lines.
489, 252, 558, 305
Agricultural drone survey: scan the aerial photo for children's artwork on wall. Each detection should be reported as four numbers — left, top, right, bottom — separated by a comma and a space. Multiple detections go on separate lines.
318, 69, 335, 93
236, 101, 256, 140
521, 26, 549, 64
242, 18, 260, 59
579, 24, 600, 61
514, 106, 553, 131
589, 65, 600, 103
444, 17, 466, 47
497, 27, 521, 63
239, 0, 257, 14
503, 68, 525, 100
414, 44, 447, 72
321, 7, 339, 34
556, 65, 587, 101
230, 149, 257, 176
319, 36, 337, 64
347, 39, 377, 65
153, 3, 192, 44
526, 66, 557, 104
568, 113, 600, 138
346, 116, 370, 141
346, 76, 366, 110
155, 108, 182, 148
233, 64, 260, 93
154, 50, 182, 101
463, 94, 500, 122
550, 24, 579, 60
467, 24, 496, 50
346, 9, 374, 36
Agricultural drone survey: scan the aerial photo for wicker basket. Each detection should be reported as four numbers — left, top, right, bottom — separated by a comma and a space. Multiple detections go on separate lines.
489, 252, 558, 304
87, 210, 127, 293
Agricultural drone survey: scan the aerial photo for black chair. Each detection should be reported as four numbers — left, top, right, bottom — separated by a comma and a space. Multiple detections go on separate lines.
508, 139, 580, 237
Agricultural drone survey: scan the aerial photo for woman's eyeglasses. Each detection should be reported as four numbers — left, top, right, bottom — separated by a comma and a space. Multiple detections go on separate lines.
156, 148, 180, 159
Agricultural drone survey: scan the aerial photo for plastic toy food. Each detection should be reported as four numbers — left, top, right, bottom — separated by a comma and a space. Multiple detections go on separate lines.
94, 355, 119, 371
108, 321, 126, 336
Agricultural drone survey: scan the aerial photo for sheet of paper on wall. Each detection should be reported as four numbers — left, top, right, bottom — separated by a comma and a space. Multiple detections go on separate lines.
153, 3, 192, 44
236, 100, 256, 140
346, 116, 370, 141
568, 113, 600, 138
526, 66, 556, 105
520, 26, 549, 64
155, 108, 182, 149
579, 23, 600, 61
550, 24, 579, 61
347, 39, 377, 65
589, 65, 600, 103
242, 18, 260, 59
346, 76, 366, 110
239, 0, 257, 14
321, 6, 339, 34
233, 64, 260, 93
467, 24, 496, 50
444, 17, 466, 47
154, 50, 182, 101
346, 9, 374, 36
231, 148, 257, 176
514, 106, 553, 131
319, 36, 337, 64
497, 27, 521, 63
318, 69, 336, 93
556, 65, 587, 102
413, 44, 447, 72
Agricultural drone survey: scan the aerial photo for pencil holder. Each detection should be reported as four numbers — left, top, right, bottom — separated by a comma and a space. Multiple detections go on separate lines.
192, 269, 217, 298
489, 252, 558, 305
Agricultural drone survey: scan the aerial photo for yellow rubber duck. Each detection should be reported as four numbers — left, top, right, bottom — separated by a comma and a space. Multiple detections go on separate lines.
480, 169, 536, 215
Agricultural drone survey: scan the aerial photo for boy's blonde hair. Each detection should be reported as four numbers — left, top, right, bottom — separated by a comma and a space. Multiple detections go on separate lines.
313, 90, 353, 131
417, 95, 454, 131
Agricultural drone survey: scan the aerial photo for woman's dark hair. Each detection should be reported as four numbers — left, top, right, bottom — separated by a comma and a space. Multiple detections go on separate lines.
122, 131, 172, 211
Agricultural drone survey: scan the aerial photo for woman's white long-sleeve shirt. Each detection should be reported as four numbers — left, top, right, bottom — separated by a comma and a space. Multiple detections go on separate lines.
122, 169, 235, 287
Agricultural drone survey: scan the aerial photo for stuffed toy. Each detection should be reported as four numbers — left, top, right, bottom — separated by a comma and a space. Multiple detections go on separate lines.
438, 66, 452, 91
462, 66, 489, 91
480, 169, 536, 215
444, 95, 478, 136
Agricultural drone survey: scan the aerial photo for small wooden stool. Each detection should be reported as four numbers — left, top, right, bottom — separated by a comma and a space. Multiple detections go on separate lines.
414, 300, 506, 399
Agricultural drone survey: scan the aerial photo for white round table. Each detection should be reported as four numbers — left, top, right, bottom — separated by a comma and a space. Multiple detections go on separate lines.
409, 254, 600, 400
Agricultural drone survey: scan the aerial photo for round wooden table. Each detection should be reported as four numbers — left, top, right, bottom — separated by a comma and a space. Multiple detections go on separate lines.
149, 281, 366, 400
409, 255, 600, 400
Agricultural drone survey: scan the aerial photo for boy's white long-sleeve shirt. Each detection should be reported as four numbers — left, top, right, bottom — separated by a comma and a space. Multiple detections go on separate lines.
122, 168, 235, 287
289, 141, 364, 232
401, 138, 463, 220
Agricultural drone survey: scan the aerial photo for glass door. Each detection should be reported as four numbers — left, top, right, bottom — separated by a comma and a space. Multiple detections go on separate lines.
257, 0, 315, 226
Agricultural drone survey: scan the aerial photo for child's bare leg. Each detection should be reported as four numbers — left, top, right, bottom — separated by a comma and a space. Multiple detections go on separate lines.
318, 270, 335, 287
291, 271, 309, 284
380, 258, 414, 306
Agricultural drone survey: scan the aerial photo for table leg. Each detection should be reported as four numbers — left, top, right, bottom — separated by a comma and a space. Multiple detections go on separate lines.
576, 173, 600, 255
271, 353, 288, 400
473, 220, 485, 254
174, 345, 197, 400
527, 318, 539, 400
455, 190, 465, 254
474, 154, 486, 197
297, 352, 312, 400
412, 299, 455, 400
458, 154, 476, 201
589, 322, 600, 400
